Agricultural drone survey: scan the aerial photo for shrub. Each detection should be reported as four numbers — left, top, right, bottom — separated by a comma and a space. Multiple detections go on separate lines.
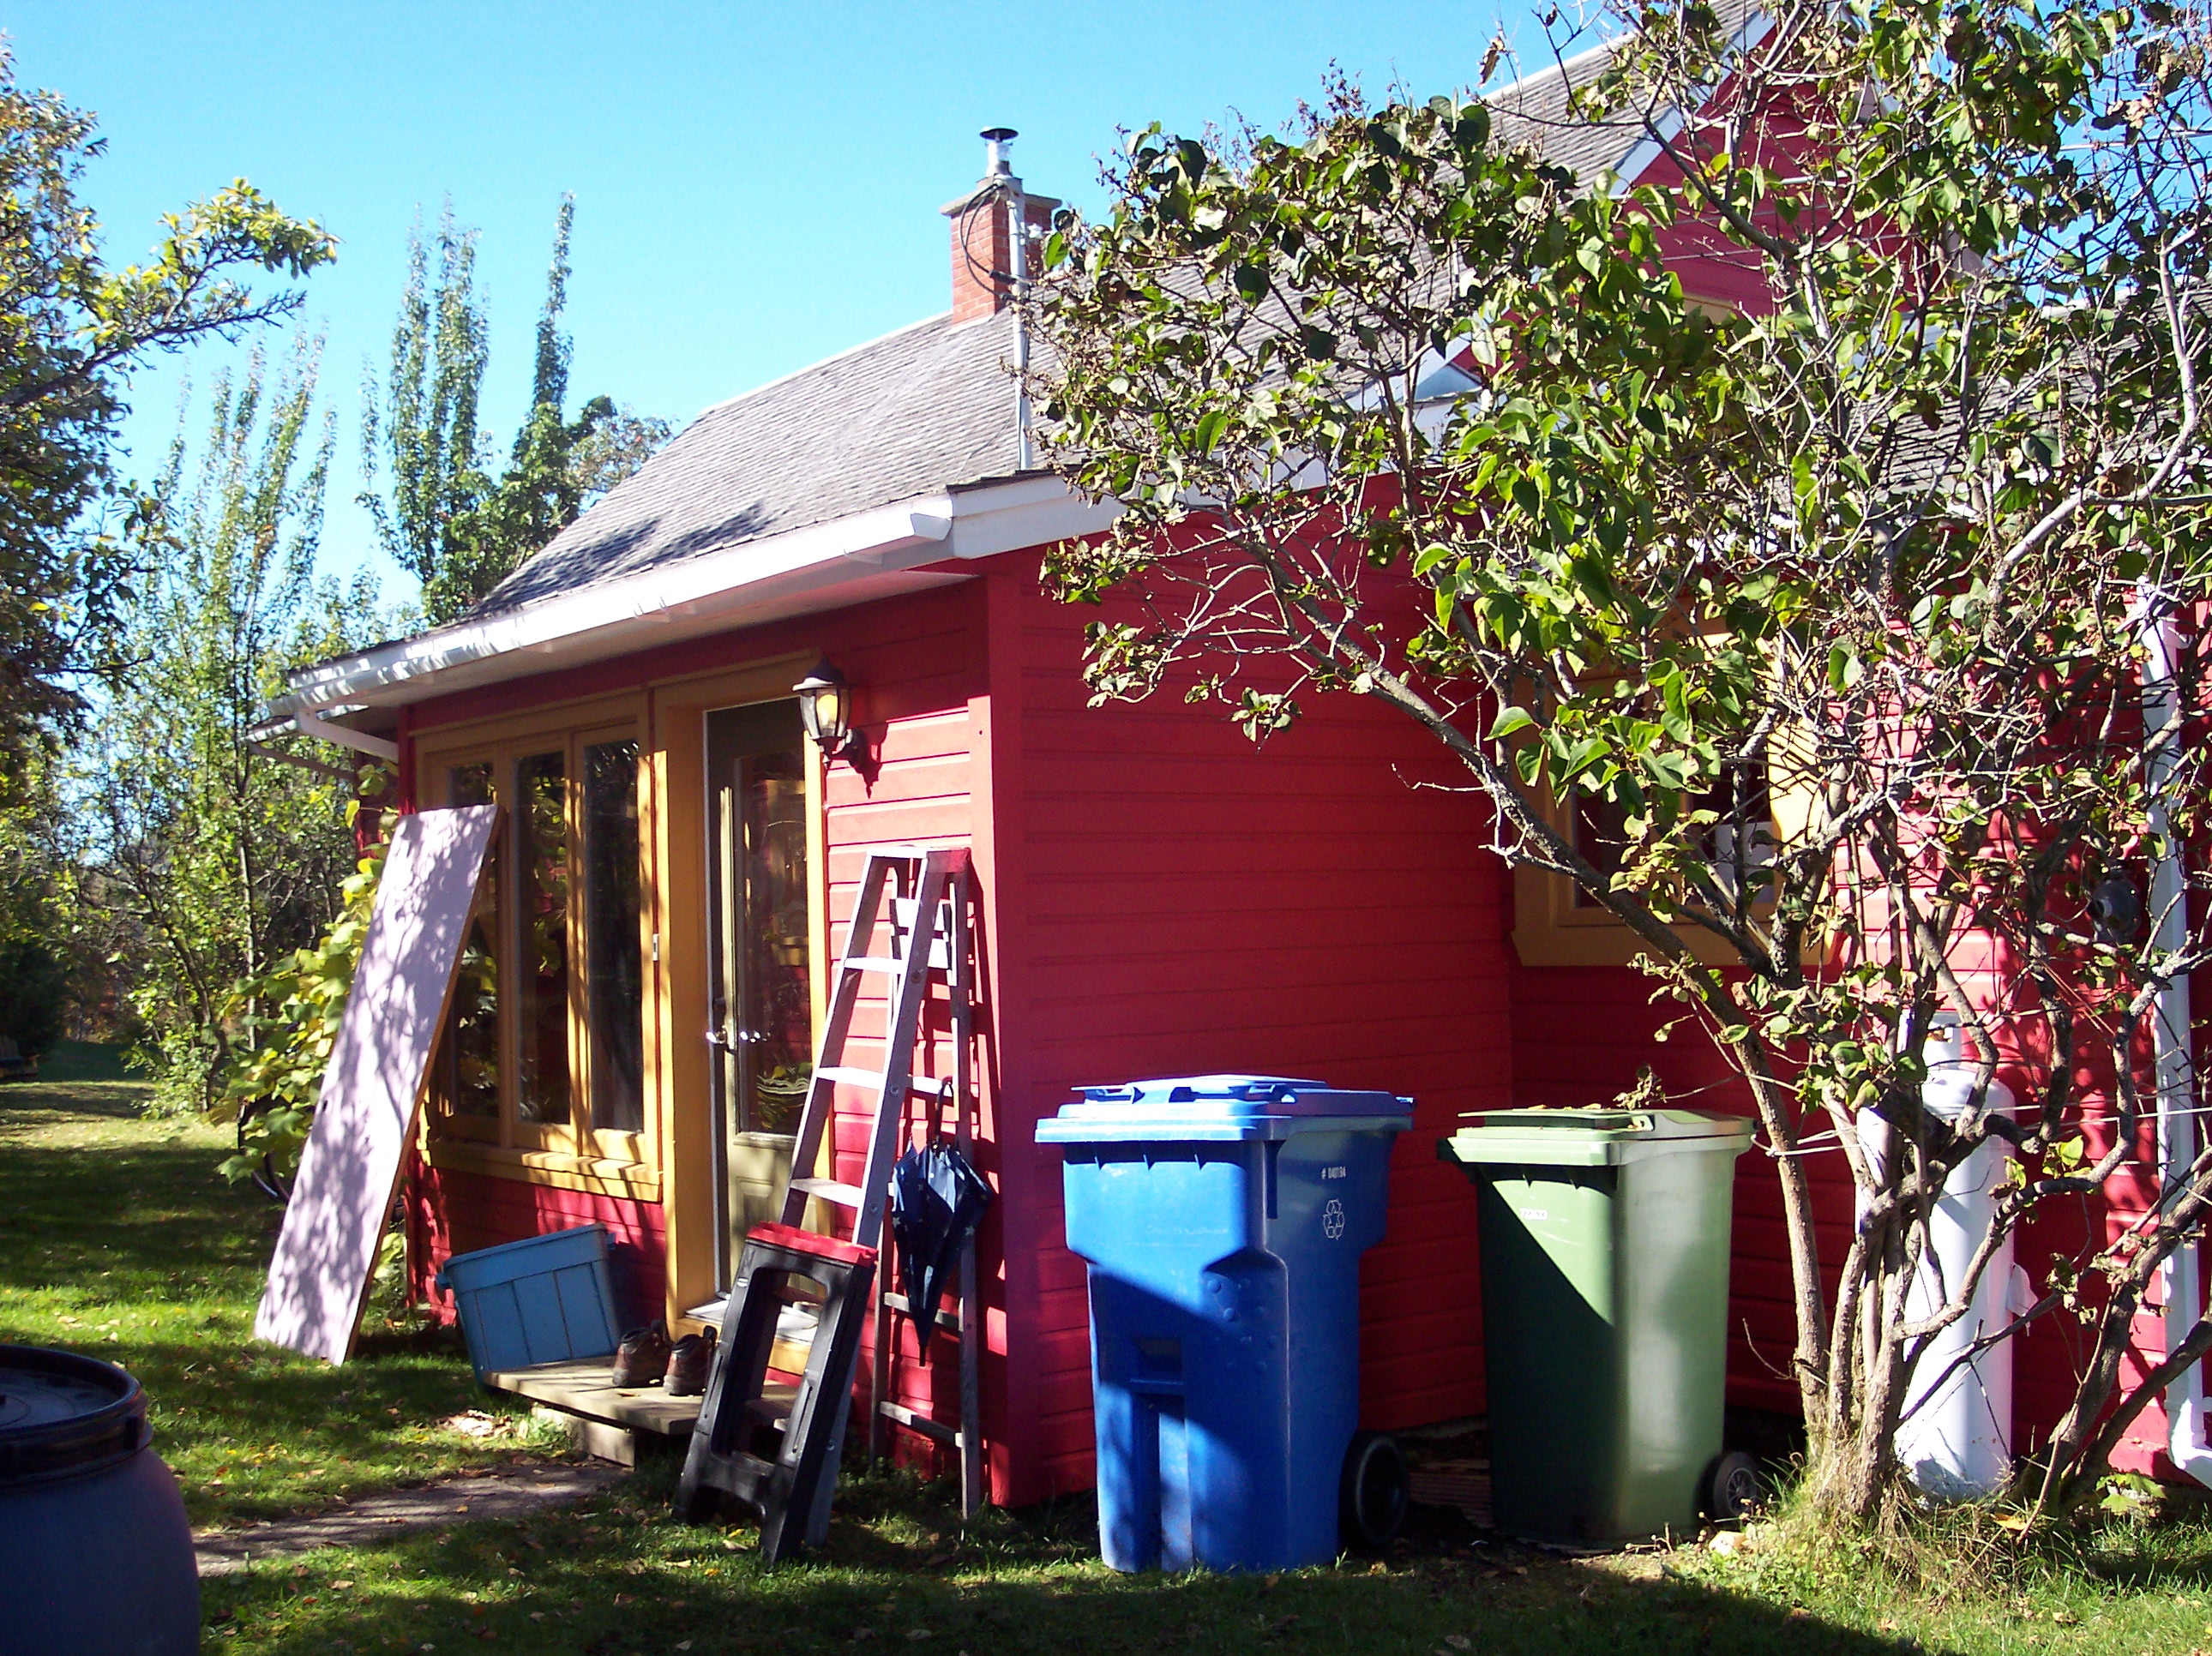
207, 843, 383, 1185
0, 936, 67, 1058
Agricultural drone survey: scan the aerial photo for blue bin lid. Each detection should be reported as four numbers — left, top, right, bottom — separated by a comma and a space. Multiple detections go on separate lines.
1038, 1074, 1413, 1143
432, 1221, 609, 1293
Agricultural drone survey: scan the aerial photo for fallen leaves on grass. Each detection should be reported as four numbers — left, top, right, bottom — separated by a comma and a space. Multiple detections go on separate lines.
441, 1411, 514, 1439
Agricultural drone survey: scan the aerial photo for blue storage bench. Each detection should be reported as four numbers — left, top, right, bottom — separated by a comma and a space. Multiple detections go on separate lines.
435, 1224, 622, 1383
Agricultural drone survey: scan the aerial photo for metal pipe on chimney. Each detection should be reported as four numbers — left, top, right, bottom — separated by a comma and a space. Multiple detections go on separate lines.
1012, 171, 1033, 473
979, 127, 1036, 473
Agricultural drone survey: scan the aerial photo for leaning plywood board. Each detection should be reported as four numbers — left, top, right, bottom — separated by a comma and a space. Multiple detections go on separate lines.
255, 805, 498, 1363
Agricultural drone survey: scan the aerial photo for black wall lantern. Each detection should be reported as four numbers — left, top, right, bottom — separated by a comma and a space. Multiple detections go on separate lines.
794, 658, 857, 761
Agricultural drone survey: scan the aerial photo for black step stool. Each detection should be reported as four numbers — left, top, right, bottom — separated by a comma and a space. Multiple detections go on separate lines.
672, 1222, 878, 1565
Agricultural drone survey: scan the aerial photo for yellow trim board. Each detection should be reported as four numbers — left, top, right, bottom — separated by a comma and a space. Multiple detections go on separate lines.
422, 1135, 664, 1202
648, 650, 823, 1326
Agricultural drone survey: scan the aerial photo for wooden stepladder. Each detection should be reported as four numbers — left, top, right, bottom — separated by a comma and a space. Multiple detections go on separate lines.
676, 844, 983, 1557
867, 880, 986, 1521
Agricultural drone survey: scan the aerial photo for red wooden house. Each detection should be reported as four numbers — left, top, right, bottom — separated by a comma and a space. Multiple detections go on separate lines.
270, 33, 2192, 1503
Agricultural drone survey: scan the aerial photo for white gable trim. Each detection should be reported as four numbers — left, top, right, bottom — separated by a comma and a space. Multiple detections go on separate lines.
279, 477, 1119, 716
1605, 9, 1776, 195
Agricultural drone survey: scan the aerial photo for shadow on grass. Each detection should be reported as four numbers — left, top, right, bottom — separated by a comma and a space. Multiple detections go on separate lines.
33, 1038, 143, 1083
0, 1133, 286, 1294
0, 1076, 163, 1128
199, 1462, 1946, 1656
0, 1083, 542, 1530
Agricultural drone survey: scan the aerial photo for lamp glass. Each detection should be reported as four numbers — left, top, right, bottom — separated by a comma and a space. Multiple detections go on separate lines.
793, 661, 849, 754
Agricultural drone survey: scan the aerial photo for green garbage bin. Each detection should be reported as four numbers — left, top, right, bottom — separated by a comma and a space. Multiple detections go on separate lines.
1439, 1107, 1754, 1545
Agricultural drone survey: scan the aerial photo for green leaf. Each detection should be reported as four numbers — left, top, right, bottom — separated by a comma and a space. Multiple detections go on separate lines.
1488, 705, 1536, 741
1828, 645, 1854, 695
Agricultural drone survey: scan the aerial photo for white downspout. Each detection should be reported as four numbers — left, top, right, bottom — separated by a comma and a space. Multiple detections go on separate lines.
2143, 584, 2212, 1485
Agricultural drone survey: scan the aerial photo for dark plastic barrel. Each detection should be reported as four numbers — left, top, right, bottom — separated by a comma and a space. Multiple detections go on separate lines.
0, 1345, 201, 1653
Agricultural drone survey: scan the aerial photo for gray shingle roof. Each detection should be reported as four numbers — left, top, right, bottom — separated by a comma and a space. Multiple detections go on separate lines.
474, 308, 1027, 615
475, 21, 1738, 621
1486, 39, 1648, 189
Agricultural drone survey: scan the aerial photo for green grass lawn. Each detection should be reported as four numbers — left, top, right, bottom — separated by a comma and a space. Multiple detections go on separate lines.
0, 1047, 553, 1532
7, 1049, 2212, 1654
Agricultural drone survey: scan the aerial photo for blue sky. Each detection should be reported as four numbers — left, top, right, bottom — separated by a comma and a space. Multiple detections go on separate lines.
12, 2, 1548, 601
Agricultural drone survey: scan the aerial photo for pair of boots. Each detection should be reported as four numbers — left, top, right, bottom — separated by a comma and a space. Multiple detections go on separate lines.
610, 1319, 715, 1395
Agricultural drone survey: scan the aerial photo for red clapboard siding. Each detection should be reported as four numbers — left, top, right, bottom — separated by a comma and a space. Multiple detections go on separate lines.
405, 1160, 668, 1329
990, 559, 1514, 1489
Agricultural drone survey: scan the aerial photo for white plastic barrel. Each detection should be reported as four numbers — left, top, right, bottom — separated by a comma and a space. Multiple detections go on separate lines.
1857, 1016, 2030, 1498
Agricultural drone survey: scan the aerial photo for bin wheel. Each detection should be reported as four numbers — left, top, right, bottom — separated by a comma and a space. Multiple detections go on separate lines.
1702, 1451, 1761, 1523
1340, 1430, 1410, 1552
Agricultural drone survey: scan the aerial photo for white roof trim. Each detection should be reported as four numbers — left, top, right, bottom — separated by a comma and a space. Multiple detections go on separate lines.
281, 476, 1119, 714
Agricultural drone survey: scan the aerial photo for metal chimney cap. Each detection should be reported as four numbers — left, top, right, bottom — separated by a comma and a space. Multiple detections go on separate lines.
982, 127, 1018, 176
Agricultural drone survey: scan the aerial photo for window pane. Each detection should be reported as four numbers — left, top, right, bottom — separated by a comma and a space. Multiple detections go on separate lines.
1570, 789, 1632, 909
584, 739, 644, 1136
514, 752, 572, 1125
438, 763, 499, 1117
451, 762, 494, 807
1572, 765, 1774, 909
742, 753, 811, 1136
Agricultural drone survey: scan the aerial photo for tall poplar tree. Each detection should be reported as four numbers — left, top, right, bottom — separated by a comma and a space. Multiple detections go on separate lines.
356, 202, 487, 607
358, 197, 668, 626
95, 337, 382, 1109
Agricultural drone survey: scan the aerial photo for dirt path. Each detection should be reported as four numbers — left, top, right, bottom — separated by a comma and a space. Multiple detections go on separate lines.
194, 1461, 628, 1575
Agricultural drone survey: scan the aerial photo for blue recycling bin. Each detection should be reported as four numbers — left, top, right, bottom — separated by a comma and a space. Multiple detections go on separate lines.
1038, 1075, 1412, 1572
435, 1224, 622, 1383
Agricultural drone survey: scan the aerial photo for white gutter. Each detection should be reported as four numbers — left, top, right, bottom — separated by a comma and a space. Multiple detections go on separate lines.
2143, 584, 2212, 1486
291, 707, 399, 762
281, 474, 1116, 716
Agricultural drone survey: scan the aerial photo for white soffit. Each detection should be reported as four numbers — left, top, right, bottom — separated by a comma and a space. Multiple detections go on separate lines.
283, 477, 1120, 715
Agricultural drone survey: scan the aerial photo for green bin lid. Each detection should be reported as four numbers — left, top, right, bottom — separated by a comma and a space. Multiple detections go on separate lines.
1439, 1106, 1753, 1168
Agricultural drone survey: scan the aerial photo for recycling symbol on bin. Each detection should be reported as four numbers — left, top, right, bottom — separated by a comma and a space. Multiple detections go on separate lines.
1321, 1197, 1346, 1240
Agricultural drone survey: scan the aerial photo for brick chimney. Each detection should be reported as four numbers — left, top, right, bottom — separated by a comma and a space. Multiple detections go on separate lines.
943, 128, 1059, 323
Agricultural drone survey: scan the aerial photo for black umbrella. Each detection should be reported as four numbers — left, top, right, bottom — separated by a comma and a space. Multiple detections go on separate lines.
888, 1140, 993, 1364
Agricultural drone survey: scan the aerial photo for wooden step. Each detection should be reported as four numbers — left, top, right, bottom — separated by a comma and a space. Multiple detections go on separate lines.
484, 1355, 803, 1440
815, 1066, 952, 1102
875, 1399, 962, 1446
882, 1290, 962, 1336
